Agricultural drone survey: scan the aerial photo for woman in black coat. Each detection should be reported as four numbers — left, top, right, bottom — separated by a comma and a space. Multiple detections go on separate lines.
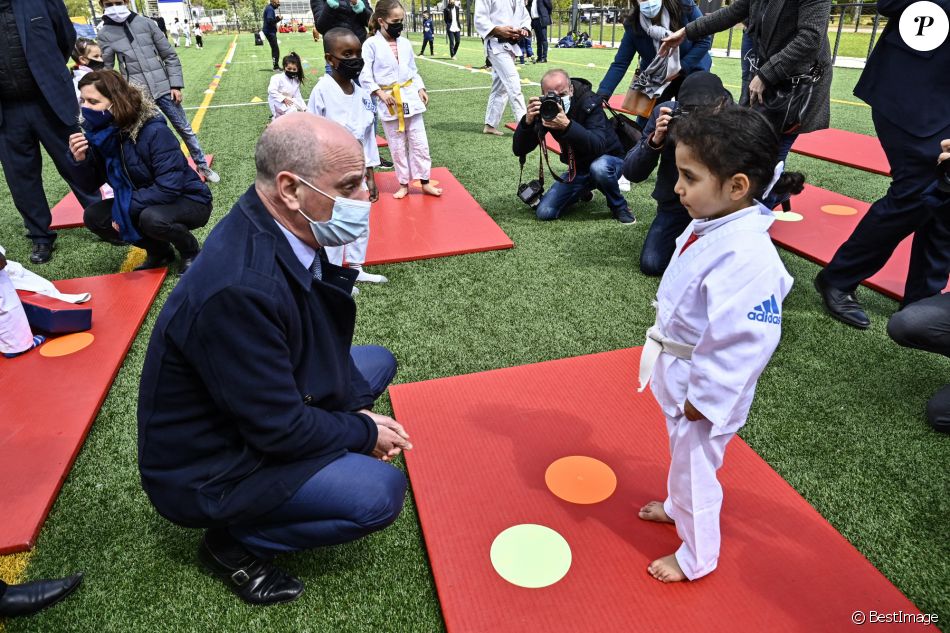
661, 0, 832, 205
68, 70, 212, 274
316, 0, 373, 41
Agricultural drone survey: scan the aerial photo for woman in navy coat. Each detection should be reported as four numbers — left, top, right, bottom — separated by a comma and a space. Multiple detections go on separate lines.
67, 70, 212, 274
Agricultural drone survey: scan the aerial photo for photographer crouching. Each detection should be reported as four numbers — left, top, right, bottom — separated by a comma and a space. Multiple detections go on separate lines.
512, 69, 635, 224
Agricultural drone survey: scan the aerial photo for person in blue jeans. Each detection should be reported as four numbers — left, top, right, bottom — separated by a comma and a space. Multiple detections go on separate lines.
595, 0, 711, 105
623, 71, 732, 275
513, 69, 635, 223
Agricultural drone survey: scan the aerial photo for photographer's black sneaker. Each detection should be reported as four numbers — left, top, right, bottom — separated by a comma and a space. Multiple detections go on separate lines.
379, 157, 394, 169
612, 207, 637, 224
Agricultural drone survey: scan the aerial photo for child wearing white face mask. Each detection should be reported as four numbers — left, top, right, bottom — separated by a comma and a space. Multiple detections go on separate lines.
308, 28, 388, 284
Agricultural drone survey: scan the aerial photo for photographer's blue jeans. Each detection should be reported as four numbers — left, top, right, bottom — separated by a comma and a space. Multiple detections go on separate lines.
536, 155, 628, 221
640, 204, 692, 276
155, 95, 208, 169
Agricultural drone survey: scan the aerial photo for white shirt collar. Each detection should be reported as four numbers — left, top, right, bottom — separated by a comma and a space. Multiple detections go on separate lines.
273, 219, 317, 271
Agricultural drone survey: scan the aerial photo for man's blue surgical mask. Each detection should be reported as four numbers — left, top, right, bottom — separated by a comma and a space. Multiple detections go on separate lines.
295, 175, 371, 247
561, 95, 572, 114
639, 0, 662, 19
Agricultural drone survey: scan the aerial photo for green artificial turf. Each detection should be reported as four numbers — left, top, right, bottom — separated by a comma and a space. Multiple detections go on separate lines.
3, 32, 948, 632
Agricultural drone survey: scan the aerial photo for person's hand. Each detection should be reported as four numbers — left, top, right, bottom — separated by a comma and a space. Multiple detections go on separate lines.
367, 175, 379, 202
111, 220, 120, 233
170, 88, 183, 104
360, 409, 412, 461
491, 25, 521, 41
419, 88, 429, 106
525, 96, 541, 125
652, 106, 673, 146
748, 75, 766, 106
376, 89, 397, 111
683, 399, 705, 421
520, 28, 531, 39
658, 27, 686, 57
68, 132, 89, 162
939, 138, 950, 164
283, 97, 294, 106
542, 104, 570, 131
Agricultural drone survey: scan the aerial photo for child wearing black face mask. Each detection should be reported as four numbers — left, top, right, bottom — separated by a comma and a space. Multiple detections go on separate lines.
267, 52, 306, 119
71, 38, 106, 101
361, 0, 440, 199
307, 28, 388, 284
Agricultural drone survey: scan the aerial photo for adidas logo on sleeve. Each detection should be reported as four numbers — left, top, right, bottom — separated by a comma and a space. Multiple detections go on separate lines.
747, 295, 782, 325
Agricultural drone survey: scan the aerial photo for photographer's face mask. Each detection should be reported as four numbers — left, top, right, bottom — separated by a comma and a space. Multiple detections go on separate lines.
294, 175, 371, 247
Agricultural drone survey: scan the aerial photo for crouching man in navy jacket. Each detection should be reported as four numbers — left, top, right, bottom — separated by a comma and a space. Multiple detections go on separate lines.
137, 113, 410, 606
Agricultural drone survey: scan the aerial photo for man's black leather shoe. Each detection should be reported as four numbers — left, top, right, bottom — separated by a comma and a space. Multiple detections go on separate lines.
0, 573, 83, 617
198, 533, 304, 606
134, 250, 176, 271
179, 251, 199, 275
29, 243, 53, 264
814, 272, 871, 329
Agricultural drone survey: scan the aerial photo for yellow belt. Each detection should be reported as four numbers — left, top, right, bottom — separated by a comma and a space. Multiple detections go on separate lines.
380, 79, 414, 133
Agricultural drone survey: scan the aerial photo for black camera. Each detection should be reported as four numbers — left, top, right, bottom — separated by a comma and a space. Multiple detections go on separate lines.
539, 92, 564, 121
517, 179, 544, 208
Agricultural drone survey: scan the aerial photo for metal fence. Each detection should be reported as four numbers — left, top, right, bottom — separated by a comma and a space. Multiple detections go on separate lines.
404, 1, 884, 64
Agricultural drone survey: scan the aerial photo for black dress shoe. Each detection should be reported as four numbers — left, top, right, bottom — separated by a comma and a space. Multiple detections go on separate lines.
0, 573, 83, 617
198, 532, 304, 606
29, 243, 53, 264
579, 189, 594, 203
814, 272, 871, 329
134, 250, 176, 271
179, 252, 199, 275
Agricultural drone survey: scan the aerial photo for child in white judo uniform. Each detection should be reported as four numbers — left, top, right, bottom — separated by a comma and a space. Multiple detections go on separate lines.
637, 104, 801, 583
268, 52, 307, 119
308, 28, 388, 284
0, 247, 44, 358
360, 0, 441, 199
71, 38, 104, 99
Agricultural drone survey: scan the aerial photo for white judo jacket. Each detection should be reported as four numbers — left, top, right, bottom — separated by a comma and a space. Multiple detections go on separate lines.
640, 205, 794, 436
359, 33, 426, 124
474, 0, 531, 56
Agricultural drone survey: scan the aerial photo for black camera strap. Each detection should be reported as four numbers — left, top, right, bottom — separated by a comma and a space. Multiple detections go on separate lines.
517, 123, 578, 188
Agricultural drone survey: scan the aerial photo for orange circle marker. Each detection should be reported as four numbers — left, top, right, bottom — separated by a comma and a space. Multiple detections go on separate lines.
545, 456, 617, 504
39, 332, 95, 357
410, 179, 441, 189
821, 204, 858, 216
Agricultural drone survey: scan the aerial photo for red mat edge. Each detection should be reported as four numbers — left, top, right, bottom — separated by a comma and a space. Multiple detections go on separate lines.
0, 268, 168, 555
789, 146, 891, 177
366, 241, 514, 266
388, 347, 926, 626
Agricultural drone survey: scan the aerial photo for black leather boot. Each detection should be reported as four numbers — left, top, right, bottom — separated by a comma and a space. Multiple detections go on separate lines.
198, 530, 304, 606
0, 573, 83, 617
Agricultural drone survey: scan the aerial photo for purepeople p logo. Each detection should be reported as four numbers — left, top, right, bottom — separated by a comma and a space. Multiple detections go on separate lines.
898, 1, 949, 51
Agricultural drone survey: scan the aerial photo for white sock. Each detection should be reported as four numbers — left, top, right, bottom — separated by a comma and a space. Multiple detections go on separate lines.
355, 268, 389, 283
618, 175, 631, 192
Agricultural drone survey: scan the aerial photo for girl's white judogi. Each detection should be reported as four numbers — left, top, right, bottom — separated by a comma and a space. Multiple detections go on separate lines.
0, 258, 32, 356
267, 72, 306, 119
360, 32, 431, 186
638, 204, 793, 580
475, 0, 530, 128
308, 74, 380, 268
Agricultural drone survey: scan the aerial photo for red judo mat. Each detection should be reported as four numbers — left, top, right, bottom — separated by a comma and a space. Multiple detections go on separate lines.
363, 167, 513, 265
504, 123, 562, 154
771, 185, 949, 301
376, 135, 389, 148
0, 269, 166, 554
50, 154, 214, 230
389, 348, 928, 633
791, 129, 890, 176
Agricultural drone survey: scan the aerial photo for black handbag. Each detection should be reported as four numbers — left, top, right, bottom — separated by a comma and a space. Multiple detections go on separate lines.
602, 98, 644, 152
754, 63, 822, 135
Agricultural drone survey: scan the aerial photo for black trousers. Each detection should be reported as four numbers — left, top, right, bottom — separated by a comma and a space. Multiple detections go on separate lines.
447, 30, 460, 57
823, 111, 950, 306
0, 99, 101, 245
265, 32, 280, 68
887, 293, 950, 431
83, 197, 212, 258
532, 19, 548, 61
420, 37, 433, 55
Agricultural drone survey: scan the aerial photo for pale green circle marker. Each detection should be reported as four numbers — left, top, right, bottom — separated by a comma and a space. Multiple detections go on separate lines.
490, 524, 572, 588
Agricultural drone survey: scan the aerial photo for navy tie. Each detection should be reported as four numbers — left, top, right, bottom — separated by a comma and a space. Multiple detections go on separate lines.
309, 254, 323, 281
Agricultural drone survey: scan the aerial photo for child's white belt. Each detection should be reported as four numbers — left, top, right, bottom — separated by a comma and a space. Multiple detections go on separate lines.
637, 325, 695, 392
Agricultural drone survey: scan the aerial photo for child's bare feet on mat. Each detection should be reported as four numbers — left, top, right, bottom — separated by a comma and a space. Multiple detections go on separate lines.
393, 186, 409, 199
648, 554, 687, 583
421, 183, 442, 196
483, 125, 504, 136
639, 501, 674, 524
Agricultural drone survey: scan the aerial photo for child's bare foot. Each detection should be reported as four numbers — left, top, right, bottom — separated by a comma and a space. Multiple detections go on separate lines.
421, 183, 442, 196
483, 125, 504, 136
638, 501, 674, 524
647, 554, 687, 583
393, 186, 409, 199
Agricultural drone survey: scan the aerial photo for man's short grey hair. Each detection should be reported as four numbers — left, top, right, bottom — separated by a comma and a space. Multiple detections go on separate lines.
255, 122, 323, 183
541, 68, 570, 87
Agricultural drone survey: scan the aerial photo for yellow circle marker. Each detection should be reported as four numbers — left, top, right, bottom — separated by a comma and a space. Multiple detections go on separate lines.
39, 332, 95, 357
545, 456, 617, 504
820, 204, 858, 216
773, 210, 804, 222
490, 524, 572, 588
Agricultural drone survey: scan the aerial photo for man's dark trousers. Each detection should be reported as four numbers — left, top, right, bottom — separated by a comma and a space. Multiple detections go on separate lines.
0, 99, 100, 245
532, 18, 548, 61
265, 32, 280, 69
821, 112, 950, 306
